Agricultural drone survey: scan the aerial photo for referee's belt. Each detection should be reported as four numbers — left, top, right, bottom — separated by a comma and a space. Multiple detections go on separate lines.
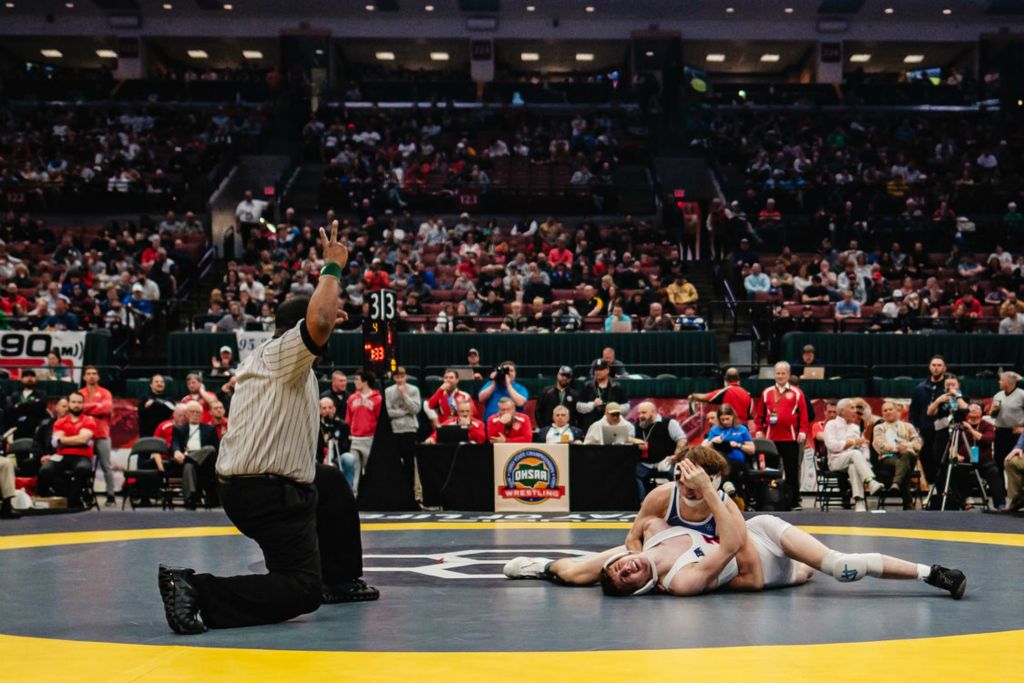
218, 473, 301, 486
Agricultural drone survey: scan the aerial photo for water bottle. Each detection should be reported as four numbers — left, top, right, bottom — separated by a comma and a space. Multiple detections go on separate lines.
758, 453, 766, 471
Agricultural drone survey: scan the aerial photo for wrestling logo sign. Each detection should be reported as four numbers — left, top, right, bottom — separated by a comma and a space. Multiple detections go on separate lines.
493, 443, 569, 512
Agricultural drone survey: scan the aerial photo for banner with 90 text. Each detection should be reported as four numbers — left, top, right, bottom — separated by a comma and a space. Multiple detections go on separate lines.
0, 331, 86, 382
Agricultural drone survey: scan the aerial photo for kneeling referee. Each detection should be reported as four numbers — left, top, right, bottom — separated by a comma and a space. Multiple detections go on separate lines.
159, 221, 378, 634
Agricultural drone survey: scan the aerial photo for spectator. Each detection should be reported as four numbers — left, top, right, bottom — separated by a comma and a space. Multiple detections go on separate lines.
998, 308, 1024, 334
210, 346, 236, 377
425, 369, 476, 426
535, 366, 580, 430
604, 303, 632, 332
320, 370, 350, 417
139, 373, 176, 437
689, 367, 753, 424
214, 301, 254, 333
825, 398, 886, 511
744, 263, 771, 297
702, 404, 754, 488
80, 365, 115, 507
791, 345, 822, 379
209, 400, 229, 440
666, 276, 698, 306
234, 189, 268, 251
466, 348, 484, 379
6, 369, 48, 440
909, 356, 949, 483
181, 372, 218, 423
486, 397, 533, 444
1001, 434, 1024, 513
583, 401, 635, 445
577, 359, 628, 431
633, 401, 686, 499
1002, 202, 1024, 233
478, 361, 528, 421
39, 298, 79, 331
642, 302, 675, 332
835, 290, 861, 321
425, 400, 486, 445
538, 405, 584, 444
35, 391, 96, 507
551, 300, 583, 332
345, 369, 382, 495
384, 366, 421, 496
754, 361, 810, 510
500, 300, 528, 332
872, 401, 923, 510
990, 372, 1023, 507
167, 401, 220, 509
318, 397, 356, 488
675, 305, 707, 331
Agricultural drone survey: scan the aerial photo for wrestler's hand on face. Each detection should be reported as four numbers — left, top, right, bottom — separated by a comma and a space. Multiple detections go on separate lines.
679, 459, 712, 493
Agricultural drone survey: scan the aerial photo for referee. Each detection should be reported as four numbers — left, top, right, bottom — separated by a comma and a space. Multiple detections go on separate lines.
159, 221, 378, 635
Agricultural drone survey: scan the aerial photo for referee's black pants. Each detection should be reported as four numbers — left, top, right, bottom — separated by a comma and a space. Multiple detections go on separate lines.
191, 464, 363, 629
773, 440, 801, 508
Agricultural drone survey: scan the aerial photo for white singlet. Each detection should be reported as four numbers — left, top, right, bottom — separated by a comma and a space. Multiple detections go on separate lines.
745, 515, 801, 588
642, 526, 739, 592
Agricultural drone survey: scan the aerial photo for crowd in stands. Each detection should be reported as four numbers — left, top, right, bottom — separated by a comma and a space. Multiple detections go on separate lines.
216, 201, 709, 334
307, 105, 648, 213
0, 104, 269, 211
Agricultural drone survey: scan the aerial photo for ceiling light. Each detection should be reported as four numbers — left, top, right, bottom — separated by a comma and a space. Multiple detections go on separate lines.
40, 49, 63, 58
222, 2, 233, 9
526, 4, 535, 10
725, 6, 735, 13
520, 52, 539, 61
883, 7, 894, 14
760, 54, 780, 62
375, 51, 395, 60
644, 50, 654, 57
365, 3, 375, 10
64, 2, 74, 8
576, 53, 594, 62
849, 53, 871, 63
162, 3, 172, 9
705, 53, 726, 63
430, 51, 450, 61
584, 5, 595, 12
187, 49, 209, 59
4, 2, 14, 7
942, 8, 952, 15
424, 3, 434, 10
96, 49, 118, 58
242, 50, 263, 59
784, 7, 793, 13
315, 48, 324, 55
903, 54, 925, 64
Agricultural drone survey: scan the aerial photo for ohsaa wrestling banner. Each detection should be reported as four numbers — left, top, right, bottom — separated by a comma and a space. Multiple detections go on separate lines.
235, 330, 272, 362
0, 331, 87, 382
493, 443, 570, 512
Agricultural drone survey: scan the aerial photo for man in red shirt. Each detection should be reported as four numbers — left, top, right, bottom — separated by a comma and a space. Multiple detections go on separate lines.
181, 373, 218, 423
345, 370, 382, 495
36, 391, 97, 507
487, 397, 534, 444
0, 283, 29, 315
754, 361, 810, 510
689, 368, 753, 425
155, 404, 188, 449
425, 369, 476, 426
81, 365, 116, 506
425, 400, 486, 445
210, 401, 229, 440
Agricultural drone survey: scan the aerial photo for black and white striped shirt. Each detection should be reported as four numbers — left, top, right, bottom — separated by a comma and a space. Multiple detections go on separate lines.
216, 321, 325, 484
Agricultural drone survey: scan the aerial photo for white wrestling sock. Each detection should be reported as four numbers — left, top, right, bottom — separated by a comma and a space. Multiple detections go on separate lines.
915, 564, 930, 581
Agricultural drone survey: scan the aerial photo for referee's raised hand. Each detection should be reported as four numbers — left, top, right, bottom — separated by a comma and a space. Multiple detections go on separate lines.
320, 220, 349, 270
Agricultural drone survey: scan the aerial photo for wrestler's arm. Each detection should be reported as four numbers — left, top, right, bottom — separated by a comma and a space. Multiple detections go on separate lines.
624, 484, 671, 552
547, 546, 627, 586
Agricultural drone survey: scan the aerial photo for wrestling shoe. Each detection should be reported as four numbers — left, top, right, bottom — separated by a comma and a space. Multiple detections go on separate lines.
158, 565, 206, 634
925, 565, 966, 600
503, 556, 552, 579
322, 579, 380, 604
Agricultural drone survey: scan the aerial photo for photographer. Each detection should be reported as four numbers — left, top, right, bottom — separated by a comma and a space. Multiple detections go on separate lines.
926, 373, 970, 477
318, 397, 356, 489
478, 360, 528, 421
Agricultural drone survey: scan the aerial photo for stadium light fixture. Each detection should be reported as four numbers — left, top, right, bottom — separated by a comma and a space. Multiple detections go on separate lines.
644, 51, 654, 57
430, 52, 450, 61
162, 3, 172, 9
903, 55, 924, 64
725, 6, 734, 13
375, 51, 396, 60
526, 4, 535, 11
942, 8, 952, 15
576, 53, 594, 62
883, 7, 894, 14
705, 54, 726, 62
784, 7, 793, 13
365, 3, 375, 10
96, 49, 118, 58
760, 54, 780, 62
223, 3, 233, 9
40, 49, 63, 58
243, 50, 263, 59
4, 2, 14, 7
64, 2, 74, 8
187, 49, 209, 59
849, 53, 871, 63
585, 5, 594, 12
521, 52, 540, 61
424, 4, 434, 10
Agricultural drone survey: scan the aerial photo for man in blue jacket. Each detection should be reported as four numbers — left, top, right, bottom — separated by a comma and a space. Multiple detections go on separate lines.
908, 355, 948, 482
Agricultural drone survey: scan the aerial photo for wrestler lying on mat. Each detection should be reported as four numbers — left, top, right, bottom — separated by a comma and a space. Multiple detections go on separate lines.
504, 446, 966, 599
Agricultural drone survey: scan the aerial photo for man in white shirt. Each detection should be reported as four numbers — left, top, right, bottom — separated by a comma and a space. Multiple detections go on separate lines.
824, 398, 884, 511
540, 406, 584, 444
584, 402, 637, 445
234, 190, 268, 255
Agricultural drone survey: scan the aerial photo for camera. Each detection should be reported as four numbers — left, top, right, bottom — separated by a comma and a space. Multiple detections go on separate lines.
494, 363, 511, 385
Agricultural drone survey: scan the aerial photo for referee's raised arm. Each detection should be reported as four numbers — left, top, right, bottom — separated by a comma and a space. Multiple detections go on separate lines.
307, 220, 349, 347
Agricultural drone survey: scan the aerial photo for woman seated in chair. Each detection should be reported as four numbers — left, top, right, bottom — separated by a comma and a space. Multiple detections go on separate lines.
701, 405, 754, 493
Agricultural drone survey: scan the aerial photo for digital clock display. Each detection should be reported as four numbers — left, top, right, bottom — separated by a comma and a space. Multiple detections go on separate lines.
362, 290, 398, 375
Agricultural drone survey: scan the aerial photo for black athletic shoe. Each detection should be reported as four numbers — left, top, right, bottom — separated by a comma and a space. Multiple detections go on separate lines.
158, 565, 207, 634
925, 564, 966, 600
322, 578, 380, 604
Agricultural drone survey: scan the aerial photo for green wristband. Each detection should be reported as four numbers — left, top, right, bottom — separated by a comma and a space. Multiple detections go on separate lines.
320, 262, 343, 280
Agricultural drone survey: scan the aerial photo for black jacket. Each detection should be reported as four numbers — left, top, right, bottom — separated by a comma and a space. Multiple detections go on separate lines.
909, 377, 946, 435
139, 392, 176, 438
171, 423, 220, 455
577, 379, 627, 431
7, 387, 48, 439
535, 383, 580, 429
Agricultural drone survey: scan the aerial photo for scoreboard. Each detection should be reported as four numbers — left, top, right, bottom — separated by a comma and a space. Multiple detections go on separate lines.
362, 289, 398, 376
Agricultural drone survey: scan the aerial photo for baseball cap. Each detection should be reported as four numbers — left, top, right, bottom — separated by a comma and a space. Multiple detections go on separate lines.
131, 283, 144, 293
803, 344, 815, 353
605, 402, 622, 415
594, 359, 610, 370
557, 365, 573, 376
468, 348, 479, 356
219, 346, 233, 355
893, 289, 905, 298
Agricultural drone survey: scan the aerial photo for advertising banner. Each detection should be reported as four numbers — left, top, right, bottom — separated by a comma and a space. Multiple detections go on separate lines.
493, 442, 570, 512
235, 330, 272, 362
0, 331, 87, 382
